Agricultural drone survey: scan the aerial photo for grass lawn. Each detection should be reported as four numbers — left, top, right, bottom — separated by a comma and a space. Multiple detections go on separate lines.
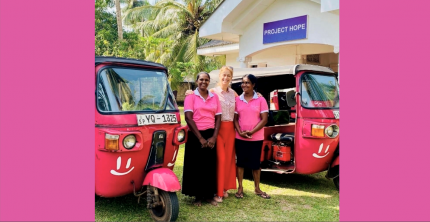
95, 106, 339, 221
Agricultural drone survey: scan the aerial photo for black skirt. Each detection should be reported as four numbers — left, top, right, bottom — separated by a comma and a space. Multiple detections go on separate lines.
181, 129, 217, 199
235, 139, 263, 170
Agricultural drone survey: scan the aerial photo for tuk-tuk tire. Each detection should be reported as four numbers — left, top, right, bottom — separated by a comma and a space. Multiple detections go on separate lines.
149, 190, 179, 222
333, 176, 339, 191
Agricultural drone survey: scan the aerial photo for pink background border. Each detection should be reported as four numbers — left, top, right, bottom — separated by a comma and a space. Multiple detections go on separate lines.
1, 0, 430, 221
0, 0, 95, 221
340, 0, 430, 221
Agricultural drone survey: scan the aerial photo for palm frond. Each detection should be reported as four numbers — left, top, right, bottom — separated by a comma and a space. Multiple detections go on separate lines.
123, 5, 160, 25
155, 0, 193, 17
151, 22, 181, 38
183, 32, 198, 63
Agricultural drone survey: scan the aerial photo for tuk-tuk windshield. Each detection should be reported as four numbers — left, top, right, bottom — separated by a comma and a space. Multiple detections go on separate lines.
300, 73, 339, 109
97, 67, 178, 113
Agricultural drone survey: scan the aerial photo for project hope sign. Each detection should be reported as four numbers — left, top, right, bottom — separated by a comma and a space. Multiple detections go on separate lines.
263, 15, 308, 44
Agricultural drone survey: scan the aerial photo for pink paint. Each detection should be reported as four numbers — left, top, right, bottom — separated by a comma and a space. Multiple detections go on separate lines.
94, 59, 185, 199
234, 93, 269, 141
0, 1, 95, 221
184, 89, 222, 130
340, 1, 430, 221
142, 168, 181, 192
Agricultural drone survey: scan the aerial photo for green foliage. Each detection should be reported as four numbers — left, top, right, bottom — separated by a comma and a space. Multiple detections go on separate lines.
95, 0, 226, 91
123, 0, 225, 69
168, 62, 197, 90
95, 0, 147, 59
121, 101, 162, 111
121, 101, 134, 111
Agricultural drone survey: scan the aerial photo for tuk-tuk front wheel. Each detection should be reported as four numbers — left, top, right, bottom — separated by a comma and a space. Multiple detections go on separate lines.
333, 176, 339, 191
149, 190, 179, 222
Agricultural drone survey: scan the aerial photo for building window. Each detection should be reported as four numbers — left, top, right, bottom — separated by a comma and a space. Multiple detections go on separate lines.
306, 54, 320, 63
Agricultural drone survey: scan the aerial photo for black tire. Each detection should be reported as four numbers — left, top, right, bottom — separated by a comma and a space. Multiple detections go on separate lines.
149, 190, 179, 222
333, 176, 339, 191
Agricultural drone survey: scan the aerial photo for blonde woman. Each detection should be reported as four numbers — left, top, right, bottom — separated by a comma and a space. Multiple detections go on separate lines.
185, 66, 238, 202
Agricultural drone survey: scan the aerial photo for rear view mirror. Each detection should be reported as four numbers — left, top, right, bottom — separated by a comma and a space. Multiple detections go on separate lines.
286, 90, 296, 107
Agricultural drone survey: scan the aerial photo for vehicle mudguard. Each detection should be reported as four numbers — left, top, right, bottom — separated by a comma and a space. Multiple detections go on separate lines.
142, 168, 181, 192
331, 155, 339, 167
326, 147, 339, 179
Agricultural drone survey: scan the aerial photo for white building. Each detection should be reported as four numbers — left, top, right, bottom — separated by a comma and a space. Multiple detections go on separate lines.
197, 0, 339, 72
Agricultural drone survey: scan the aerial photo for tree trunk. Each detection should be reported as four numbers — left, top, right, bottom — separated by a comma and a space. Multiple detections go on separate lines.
115, 0, 123, 40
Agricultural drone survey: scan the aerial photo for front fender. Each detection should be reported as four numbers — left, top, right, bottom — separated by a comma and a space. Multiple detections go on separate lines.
326, 155, 339, 179
142, 168, 181, 192
331, 155, 339, 167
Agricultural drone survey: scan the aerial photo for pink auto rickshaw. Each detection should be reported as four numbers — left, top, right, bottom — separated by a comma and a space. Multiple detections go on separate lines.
95, 57, 188, 221
209, 64, 340, 190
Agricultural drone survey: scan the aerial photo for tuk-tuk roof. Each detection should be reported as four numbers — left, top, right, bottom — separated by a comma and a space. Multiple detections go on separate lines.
208, 64, 335, 89
95, 56, 167, 71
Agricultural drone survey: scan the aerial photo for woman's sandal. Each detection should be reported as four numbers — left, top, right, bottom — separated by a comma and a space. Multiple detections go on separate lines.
235, 192, 244, 199
214, 196, 223, 203
193, 200, 202, 207
223, 191, 229, 198
255, 192, 271, 199
206, 199, 218, 206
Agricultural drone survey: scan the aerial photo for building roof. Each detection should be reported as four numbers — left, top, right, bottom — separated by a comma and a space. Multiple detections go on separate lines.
207, 64, 335, 89
198, 40, 235, 49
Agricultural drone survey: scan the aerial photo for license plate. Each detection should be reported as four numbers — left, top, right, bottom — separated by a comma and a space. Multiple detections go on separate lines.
137, 114, 178, 126
333, 111, 339, 119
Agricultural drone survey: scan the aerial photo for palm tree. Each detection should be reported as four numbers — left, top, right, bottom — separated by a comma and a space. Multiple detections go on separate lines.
123, 0, 224, 71
115, 0, 124, 40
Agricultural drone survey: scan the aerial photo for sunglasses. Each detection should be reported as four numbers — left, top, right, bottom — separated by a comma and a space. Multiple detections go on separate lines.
222, 65, 234, 71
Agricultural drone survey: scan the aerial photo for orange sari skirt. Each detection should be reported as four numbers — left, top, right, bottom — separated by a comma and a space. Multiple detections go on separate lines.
216, 121, 237, 197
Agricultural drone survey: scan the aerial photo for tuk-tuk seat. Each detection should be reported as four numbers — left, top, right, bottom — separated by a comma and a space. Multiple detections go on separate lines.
270, 133, 294, 145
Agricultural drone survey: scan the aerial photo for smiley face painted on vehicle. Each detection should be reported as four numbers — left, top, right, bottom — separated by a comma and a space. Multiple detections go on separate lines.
167, 149, 178, 167
110, 156, 134, 176
313, 143, 330, 158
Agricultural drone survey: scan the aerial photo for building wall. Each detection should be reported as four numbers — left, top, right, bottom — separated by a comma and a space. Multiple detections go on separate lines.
249, 45, 296, 67
225, 53, 241, 67
199, 0, 241, 38
226, 44, 338, 69
239, 0, 339, 58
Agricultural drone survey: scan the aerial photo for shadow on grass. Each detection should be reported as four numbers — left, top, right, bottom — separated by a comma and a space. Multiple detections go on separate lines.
95, 193, 152, 221
243, 168, 338, 195
96, 190, 339, 222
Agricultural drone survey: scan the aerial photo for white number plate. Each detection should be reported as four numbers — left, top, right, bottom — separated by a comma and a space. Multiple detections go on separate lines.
333, 111, 339, 119
137, 114, 178, 126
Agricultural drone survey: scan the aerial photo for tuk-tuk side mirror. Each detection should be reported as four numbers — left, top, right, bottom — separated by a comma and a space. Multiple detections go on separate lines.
286, 90, 296, 107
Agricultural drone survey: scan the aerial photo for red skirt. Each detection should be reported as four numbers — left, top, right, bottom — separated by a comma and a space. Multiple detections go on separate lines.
216, 121, 237, 197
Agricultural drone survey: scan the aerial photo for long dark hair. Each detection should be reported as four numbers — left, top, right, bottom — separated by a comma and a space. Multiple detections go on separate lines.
243, 74, 257, 90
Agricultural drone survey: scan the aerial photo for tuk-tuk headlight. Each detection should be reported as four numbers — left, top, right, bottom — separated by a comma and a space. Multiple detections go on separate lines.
326, 126, 334, 136
105, 134, 119, 151
311, 124, 325, 137
123, 135, 136, 149
325, 124, 339, 138
177, 129, 185, 142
